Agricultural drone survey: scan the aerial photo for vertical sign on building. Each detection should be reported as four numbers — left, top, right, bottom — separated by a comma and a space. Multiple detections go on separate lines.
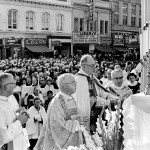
89, 0, 95, 21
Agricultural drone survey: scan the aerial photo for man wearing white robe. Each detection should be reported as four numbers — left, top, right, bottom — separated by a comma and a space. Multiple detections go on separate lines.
0, 73, 29, 150
73, 55, 119, 133
26, 97, 47, 150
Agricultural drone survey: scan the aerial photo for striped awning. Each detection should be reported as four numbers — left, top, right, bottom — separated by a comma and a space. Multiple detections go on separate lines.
26, 45, 53, 53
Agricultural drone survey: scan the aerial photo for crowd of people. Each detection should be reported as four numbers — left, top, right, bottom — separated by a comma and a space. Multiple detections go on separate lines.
0, 53, 143, 150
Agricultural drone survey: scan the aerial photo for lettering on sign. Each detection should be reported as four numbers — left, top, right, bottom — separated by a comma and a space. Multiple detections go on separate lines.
5, 37, 22, 45
52, 41, 62, 46
25, 38, 47, 46
73, 32, 98, 43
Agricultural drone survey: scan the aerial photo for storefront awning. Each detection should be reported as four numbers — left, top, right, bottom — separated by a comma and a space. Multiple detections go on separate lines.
95, 45, 116, 52
126, 44, 140, 49
115, 47, 128, 51
26, 45, 53, 53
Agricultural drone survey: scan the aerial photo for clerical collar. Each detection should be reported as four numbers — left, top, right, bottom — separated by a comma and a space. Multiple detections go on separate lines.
0, 95, 8, 101
112, 82, 126, 90
78, 69, 89, 77
60, 91, 72, 100
128, 81, 138, 86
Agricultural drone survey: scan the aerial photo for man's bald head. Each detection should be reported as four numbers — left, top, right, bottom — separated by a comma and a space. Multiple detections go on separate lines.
80, 54, 95, 75
80, 54, 95, 66
57, 73, 75, 91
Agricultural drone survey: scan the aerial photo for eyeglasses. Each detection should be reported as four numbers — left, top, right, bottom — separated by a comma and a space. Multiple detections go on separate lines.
84, 64, 95, 68
65, 81, 77, 85
114, 76, 123, 80
5, 82, 16, 86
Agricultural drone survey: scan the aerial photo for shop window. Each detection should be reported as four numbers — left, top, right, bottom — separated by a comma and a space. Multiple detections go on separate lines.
56, 14, 64, 31
8, 9, 18, 29
26, 11, 35, 30
42, 12, 50, 30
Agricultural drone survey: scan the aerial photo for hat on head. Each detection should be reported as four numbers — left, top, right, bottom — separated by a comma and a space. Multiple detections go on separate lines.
127, 72, 137, 80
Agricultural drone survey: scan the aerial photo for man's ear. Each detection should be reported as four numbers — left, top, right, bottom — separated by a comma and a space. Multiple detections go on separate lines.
4, 85, 8, 91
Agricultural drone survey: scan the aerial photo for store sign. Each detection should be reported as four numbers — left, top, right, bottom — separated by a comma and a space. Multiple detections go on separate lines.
125, 34, 139, 44
73, 32, 99, 44
5, 37, 22, 45
52, 41, 62, 46
114, 34, 124, 46
25, 38, 47, 46
88, 0, 95, 21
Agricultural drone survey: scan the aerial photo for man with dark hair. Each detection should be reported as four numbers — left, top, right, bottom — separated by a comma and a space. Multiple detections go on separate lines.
26, 97, 47, 150
44, 90, 53, 112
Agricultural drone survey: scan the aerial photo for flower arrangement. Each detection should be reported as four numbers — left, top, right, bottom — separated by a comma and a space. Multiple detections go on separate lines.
97, 102, 124, 150
66, 101, 124, 150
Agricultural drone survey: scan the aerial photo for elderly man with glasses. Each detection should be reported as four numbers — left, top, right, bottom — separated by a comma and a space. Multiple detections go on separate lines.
73, 54, 118, 134
0, 73, 29, 150
35, 73, 83, 150
106, 68, 132, 107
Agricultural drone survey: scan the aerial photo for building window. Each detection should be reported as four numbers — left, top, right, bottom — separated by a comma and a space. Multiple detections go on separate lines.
114, 2, 119, 12
139, 6, 141, 16
100, 20, 104, 34
123, 15, 128, 25
123, 3, 128, 14
114, 14, 119, 24
8, 9, 17, 29
74, 18, 78, 33
56, 14, 64, 31
86, 19, 97, 31
139, 17, 141, 27
42, 12, 50, 30
132, 5, 136, 15
26, 11, 35, 30
105, 21, 108, 34
131, 17, 136, 26
80, 18, 84, 31
94, 20, 98, 31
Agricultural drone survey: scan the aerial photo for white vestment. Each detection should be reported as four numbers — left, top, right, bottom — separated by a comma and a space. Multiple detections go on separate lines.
26, 106, 47, 139
123, 93, 150, 150
0, 96, 28, 150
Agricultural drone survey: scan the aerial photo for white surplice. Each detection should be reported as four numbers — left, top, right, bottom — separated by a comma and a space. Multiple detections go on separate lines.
123, 93, 150, 150
0, 96, 28, 150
